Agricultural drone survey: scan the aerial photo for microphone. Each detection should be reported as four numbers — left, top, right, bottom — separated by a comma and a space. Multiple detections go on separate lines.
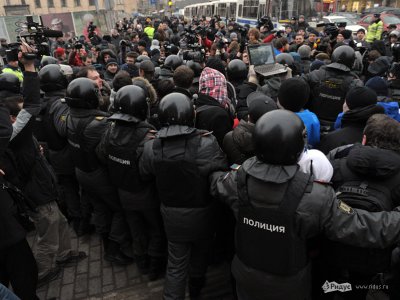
43, 29, 63, 38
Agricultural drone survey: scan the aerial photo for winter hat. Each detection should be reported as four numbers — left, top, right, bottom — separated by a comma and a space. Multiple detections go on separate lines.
298, 45, 312, 59
341, 30, 352, 40
307, 27, 319, 36
365, 76, 389, 96
140, 60, 155, 73
345, 86, 377, 110
150, 39, 160, 51
247, 92, 278, 123
315, 53, 330, 61
298, 149, 333, 182
54, 47, 65, 57
106, 58, 118, 68
310, 60, 325, 71
230, 32, 238, 40
278, 78, 310, 112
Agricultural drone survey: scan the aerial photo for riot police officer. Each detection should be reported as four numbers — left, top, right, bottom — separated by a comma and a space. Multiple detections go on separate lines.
65, 78, 132, 265
35, 64, 93, 236
97, 85, 166, 280
302, 45, 363, 129
139, 93, 228, 299
159, 55, 183, 80
210, 110, 400, 300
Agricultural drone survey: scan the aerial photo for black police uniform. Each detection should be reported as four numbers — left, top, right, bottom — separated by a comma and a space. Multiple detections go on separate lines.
97, 85, 166, 276
302, 63, 363, 125
66, 79, 130, 264
210, 110, 400, 300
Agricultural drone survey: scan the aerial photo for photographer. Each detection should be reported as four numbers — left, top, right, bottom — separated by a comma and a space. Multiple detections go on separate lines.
67, 43, 86, 67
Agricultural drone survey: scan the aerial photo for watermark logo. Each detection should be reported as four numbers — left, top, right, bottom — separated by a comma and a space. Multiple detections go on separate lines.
322, 280, 352, 293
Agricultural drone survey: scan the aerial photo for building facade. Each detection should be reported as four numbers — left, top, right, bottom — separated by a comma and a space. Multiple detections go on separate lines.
1, 0, 137, 16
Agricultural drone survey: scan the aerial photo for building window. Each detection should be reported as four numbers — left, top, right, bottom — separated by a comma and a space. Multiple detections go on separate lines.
74, 0, 81, 6
6, 0, 11, 5
48, 0, 54, 8
89, 0, 95, 5
21, 0, 26, 5
35, 0, 41, 8
61, 0, 67, 7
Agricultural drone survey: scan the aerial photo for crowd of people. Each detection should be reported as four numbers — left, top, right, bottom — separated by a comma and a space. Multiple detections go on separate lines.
1, 12, 400, 300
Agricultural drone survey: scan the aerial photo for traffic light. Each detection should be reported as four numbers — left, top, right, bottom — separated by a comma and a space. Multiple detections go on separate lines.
168, 1, 172, 7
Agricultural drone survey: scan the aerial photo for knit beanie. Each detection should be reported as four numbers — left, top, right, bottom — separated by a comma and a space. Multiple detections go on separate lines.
310, 60, 325, 71
345, 86, 377, 110
365, 76, 389, 97
106, 58, 118, 68
278, 78, 310, 112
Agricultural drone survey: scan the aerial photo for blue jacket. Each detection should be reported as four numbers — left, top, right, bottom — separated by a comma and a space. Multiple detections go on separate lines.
296, 109, 320, 148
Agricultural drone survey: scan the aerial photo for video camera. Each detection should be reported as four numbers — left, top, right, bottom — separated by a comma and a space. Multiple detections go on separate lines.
317, 22, 339, 39
15, 15, 63, 59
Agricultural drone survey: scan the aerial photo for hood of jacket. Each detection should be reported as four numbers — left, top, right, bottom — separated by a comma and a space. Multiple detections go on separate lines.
195, 93, 222, 108
347, 145, 400, 179
232, 120, 255, 155
341, 104, 384, 128
157, 125, 197, 138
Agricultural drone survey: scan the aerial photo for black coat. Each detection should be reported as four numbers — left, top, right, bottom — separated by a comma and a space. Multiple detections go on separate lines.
5, 72, 59, 207
234, 81, 258, 121
139, 125, 228, 242
0, 107, 26, 249
195, 93, 233, 147
222, 120, 255, 165
318, 105, 384, 154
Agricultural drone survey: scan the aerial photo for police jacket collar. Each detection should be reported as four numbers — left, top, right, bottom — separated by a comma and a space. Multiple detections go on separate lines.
69, 108, 109, 118
327, 62, 351, 72
45, 90, 66, 98
157, 125, 196, 138
242, 156, 299, 184
108, 112, 141, 123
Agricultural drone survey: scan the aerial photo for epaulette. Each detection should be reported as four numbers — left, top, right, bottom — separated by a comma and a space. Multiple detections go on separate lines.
199, 130, 213, 137
60, 98, 66, 103
95, 116, 105, 121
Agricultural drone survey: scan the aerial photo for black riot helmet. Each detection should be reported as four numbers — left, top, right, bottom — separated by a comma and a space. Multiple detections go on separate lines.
186, 60, 202, 78
39, 64, 68, 92
164, 54, 183, 71
112, 85, 149, 121
65, 78, 99, 109
0, 73, 20, 95
41, 56, 58, 67
331, 45, 355, 70
136, 55, 150, 63
392, 43, 400, 62
158, 92, 194, 127
227, 59, 248, 82
253, 110, 305, 165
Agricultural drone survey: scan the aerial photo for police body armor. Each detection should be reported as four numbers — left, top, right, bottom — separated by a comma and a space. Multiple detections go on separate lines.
311, 70, 356, 123
152, 133, 209, 208
235, 167, 312, 276
67, 115, 101, 173
105, 121, 154, 192
33, 97, 68, 151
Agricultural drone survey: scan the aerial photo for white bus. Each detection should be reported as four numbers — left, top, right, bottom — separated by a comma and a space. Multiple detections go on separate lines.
184, 0, 272, 26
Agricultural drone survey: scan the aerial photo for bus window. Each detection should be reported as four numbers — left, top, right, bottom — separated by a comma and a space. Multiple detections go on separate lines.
243, 0, 259, 18
218, 3, 227, 18
230, 3, 237, 19
238, 4, 242, 17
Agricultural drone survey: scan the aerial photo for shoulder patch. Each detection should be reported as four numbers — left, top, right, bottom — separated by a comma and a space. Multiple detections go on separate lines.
338, 200, 354, 215
60, 115, 67, 122
95, 116, 105, 121
60, 98, 66, 103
